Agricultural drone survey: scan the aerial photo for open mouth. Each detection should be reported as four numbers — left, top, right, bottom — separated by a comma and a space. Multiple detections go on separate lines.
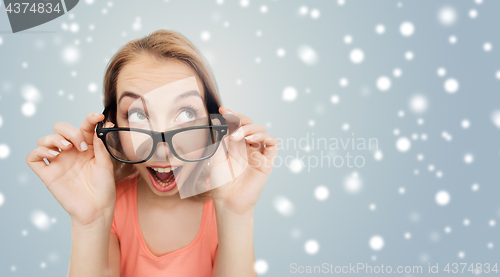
146, 166, 182, 191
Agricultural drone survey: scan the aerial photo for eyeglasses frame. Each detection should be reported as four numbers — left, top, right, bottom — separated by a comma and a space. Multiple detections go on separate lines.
95, 104, 229, 164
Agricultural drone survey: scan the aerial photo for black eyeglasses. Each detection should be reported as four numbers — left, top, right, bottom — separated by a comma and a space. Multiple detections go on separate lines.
95, 104, 239, 164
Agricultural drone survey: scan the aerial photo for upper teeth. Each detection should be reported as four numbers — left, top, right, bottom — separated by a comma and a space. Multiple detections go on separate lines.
151, 167, 176, 173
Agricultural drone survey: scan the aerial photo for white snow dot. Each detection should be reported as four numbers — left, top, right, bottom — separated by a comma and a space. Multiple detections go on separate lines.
69, 23, 79, 33
404, 232, 411, 239
21, 84, 42, 103
201, 31, 211, 41
458, 251, 465, 259
376, 76, 391, 91
369, 203, 376, 211
343, 35, 353, 44
442, 131, 452, 141
491, 110, 500, 129
0, 192, 4, 206
369, 235, 384, 251
400, 21, 415, 37
274, 196, 294, 216
298, 6, 308, 16
469, 9, 478, 18
261, 5, 269, 14
22, 102, 36, 117
439, 6, 457, 25
436, 190, 450, 206
85, 0, 94, 4
399, 187, 406, 194
314, 185, 329, 201
310, 9, 320, 19
444, 226, 452, 233
449, 35, 457, 44
437, 67, 446, 77
484, 42, 493, 52
304, 239, 320, 255
398, 110, 405, 117
31, 210, 52, 230
254, 259, 268, 274
444, 78, 459, 94
461, 119, 470, 129
393, 68, 402, 77
337, 0, 345, 6
330, 95, 340, 104
489, 219, 496, 227
88, 83, 98, 93
339, 77, 349, 87
0, 36, 3, 46
344, 172, 363, 194
375, 24, 385, 34
405, 51, 414, 60
409, 94, 428, 113
396, 137, 411, 152
62, 46, 80, 64
282, 86, 297, 102
374, 150, 383, 161
240, 0, 249, 7
464, 153, 474, 164
297, 45, 318, 66
342, 123, 350, 131
464, 218, 470, 226
277, 48, 286, 57
350, 48, 364, 64
471, 183, 480, 191
288, 157, 304, 173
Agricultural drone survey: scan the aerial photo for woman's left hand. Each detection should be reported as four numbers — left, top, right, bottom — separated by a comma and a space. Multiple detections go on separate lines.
209, 106, 279, 216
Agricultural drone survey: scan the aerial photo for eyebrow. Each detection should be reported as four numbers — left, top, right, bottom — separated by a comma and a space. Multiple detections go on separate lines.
118, 90, 202, 105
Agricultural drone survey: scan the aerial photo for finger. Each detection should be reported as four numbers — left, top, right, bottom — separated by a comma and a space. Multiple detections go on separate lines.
37, 134, 74, 151
229, 124, 266, 141
80, 112, 104, 147
54, 121, 89, 152
245, 132, 279, 158
219, 106, 253, 126
26, 146, 62, 172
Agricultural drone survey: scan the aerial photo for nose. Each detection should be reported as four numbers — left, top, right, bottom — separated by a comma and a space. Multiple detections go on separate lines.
152, 142, 173, 160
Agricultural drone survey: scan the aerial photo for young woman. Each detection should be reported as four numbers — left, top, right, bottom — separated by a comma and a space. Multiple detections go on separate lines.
26, 29, 279, 277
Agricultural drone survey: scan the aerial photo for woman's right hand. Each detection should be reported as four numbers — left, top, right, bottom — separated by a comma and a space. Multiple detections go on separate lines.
26, 112, 117, 228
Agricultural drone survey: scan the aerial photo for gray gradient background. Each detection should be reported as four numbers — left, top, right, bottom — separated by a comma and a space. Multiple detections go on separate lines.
0, 0, 499, 276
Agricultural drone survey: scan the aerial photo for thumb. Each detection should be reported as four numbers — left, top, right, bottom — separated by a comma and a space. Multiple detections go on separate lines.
93, 129, 113, 170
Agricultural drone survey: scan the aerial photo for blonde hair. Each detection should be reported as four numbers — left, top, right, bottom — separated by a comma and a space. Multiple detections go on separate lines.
102, 29, 222, 201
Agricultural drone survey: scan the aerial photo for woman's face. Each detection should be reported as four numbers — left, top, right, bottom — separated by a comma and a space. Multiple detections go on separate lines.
115, 54, 208, 197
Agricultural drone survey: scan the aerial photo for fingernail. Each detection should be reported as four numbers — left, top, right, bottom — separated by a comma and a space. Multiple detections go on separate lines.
61, 139, 71, 146
94, 112, 101, 117
231, 131, 240, 137
80, 141, 88, 151
48, 150, 60, 156
244, 135, 254, 140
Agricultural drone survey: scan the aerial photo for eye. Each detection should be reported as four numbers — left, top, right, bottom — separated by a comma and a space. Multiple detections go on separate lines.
176, 110, 196, 123
128, 110, 148, 123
